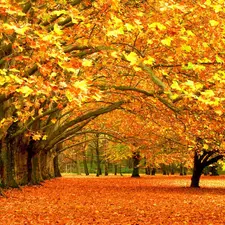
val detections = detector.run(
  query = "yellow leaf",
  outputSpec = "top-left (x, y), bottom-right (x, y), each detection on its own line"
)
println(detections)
top-left (92, 93), bottom-right (101, 101)
top-left (9, 75), bottom-right (23, 84)
top-left (161, 37), bottom-right (173, 46)
top-left (52, 10), bottom-right (67, 16)
top-left (147, 39), bottom-right (153, 45)
top-left (171, 81), bottom-right (181, 91)
top-left (106, 28), bottom-right (124, 37)
top-left (143, 57), bottom-right (155, 65)
top-left (201, 90), bottom-right (215, 98)
top-left (42, 135), bottom-right (48, 140)
top-left (65, 90), bottom-right (73, 102)
top-left (185, 80), bottom-right (195, 88)
top-left (133, 66), bottom-right (142, 71)
top-left (42, 34), bottom-right (54, 41)
top-left (203, 144), bottom-right (209, 150)
top-left (38, 108), bottom-right (43, 115)
top-left (111, 51), bottom-right (119, 58)
top-left (204, 0), bottom-right (211, 6)
top-left (16, 86), bottom-right (33, 97)
top-left (216, 55), bottom-right (224, 63)
top-left (124, 52), bottom-right (139, 65)
top-left (82, 59), bottom-right (92, 67)
top-left (181, 45), bottom-right (192, 52)
top-left (186, 30), bottom-right (195, 36)
top-left (54, 24), bottom-right (63, 35)
top-left (3, 23), bottom-right (29, 35)
top-left (209, 20), bottom-right (219, 26)
top-left (51, 118), bottom-right (57, 124)
top-left (73, 80), bottom-right (88, 92)
top-left (0, 76), bottom-right (6, 86)
top-left (33, 133), bottom-right (42, 141)
top-left (215, 109), bottom-right (223, 116)
top-left (124, 23), bottom-right (134, 31)
top-left (148, 22), bottom-right (166, 30)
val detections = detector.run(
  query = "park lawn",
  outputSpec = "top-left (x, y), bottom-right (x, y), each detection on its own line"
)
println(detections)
top-left (0, 175), bottom-right (225, 225)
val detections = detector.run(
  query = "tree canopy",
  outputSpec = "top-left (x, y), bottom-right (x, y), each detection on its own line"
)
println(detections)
top-left (0, 0), bottom-right (224, 187)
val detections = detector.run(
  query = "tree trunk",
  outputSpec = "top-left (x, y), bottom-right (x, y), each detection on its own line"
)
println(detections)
top-left (53, 155), bottom-right (61, 177)
top-left (170, 164), bottom-right (175, 175)
top-left (119, 164), bottom-right (123, 176)
top-left (114, 164), bottom-right (117, 175)
top-left (27, 140), bottom-right (35, 184)
top-left (76, 155), bottom-right (81, 175)
top-left (40, 151), bottom-right (51, 180)
top-left (151, 168), bottom-right (156, 175)
top-left (0, 140), bottom-right (4, 186)
top-left (131, 152), bottom-right (140, 178)
top-left (95, 134), bottom-right (101, 176)
top-left (190, 151), bottom-right (203, 188)
top-left (104, 160), bottom-right (109, 176)
top-left (145, 166), bottom-right (150, 175)
top-left (82, 150), bottom-right (89, 176)
top-left (31, 152), bottom-right (43, 184)
top-left (180, 163), bottom-right (184, 175)
top-left (161, 164), bottom-right (168, 175)
top-left (191, 169), bottom-right (202, 188)
top-left (3, 136), bottom-right (18, 188)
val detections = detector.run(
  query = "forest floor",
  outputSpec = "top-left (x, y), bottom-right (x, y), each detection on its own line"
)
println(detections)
top-left (0, 175), bottom-right (225, 225)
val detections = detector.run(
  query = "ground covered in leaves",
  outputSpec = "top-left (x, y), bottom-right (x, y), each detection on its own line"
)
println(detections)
top-left (1, 175), bottom-right (225, 224)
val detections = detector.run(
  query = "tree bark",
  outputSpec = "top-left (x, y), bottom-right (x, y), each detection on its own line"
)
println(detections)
top-left (31, 152), bottom-right (43, 184)
top-left (95, 134), bottom-right (101, 176)
top-left (151, 168), bottom-right (156, 175)
top-left (114, 164), bottom-right (117, 175)
top-left (82, 150), bottom-right (89, 176)
top-left (53, 155), bottom-right (61, 177)
top-left (104, 160), bottom-right (109, 176)
top-left (145, 166), bottom-right (150, 175)
top-left (131, 151), bottom-right (141, 178)
top-left (191, 151), bottom-right (203, 188)
top-left (2, 138), bottom-right (18, 187)
top-left (191, 150), bottom-right (223, 187)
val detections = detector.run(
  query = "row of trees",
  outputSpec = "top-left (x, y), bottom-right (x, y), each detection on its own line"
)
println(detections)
top-left (59, 133), bottom-right (190, 176)
top-left (0, 0), bottom-right (224, 190)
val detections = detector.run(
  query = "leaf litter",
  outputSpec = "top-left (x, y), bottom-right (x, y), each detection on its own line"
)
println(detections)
top-left (0, 175), bottom-right (225, 224)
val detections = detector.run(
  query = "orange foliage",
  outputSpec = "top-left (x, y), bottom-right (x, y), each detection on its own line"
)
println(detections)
top-left (1, 176), bottom-right (225, 224)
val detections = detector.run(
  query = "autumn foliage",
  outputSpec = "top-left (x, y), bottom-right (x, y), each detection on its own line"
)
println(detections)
top-left (0, 0), bottom-right (225, 188)
top-left (1, 176), bottom-right (225, 224)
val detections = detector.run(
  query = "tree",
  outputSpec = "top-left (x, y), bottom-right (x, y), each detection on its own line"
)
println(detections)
top-left (1, 0), bottom-right (225, 188)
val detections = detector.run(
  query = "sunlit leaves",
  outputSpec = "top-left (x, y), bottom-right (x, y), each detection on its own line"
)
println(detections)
top-left (161, 37), bottom-right (173, 46)
top-left (82, 59), bottom-right (93, 67)
top-left (143, 57), bottom-right (155, 65)
top-left (171, 81), bottom-right (182, 91)
top-left (16, 86), bottom-right (33, 97)
top-left (123, 52), bottom-right (139, 65)
top-left (106, 28), bottom-right (124, 37)
top-left (3, 23), bottom-right (29, 35)
top-left (148, 22), bottom-right (166, 31)
top-left (54, 24), bottom-right (63, 35)
top-left (209, 20), bottom-right (219, 26)
top-left (181, 45), bottom-right (192, 52)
